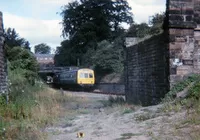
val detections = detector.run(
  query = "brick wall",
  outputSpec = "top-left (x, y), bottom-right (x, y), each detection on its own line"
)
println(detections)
top-left (0, 12), bottom-right (7, 94)
top-left (125, 34), bottom-right (169, 106)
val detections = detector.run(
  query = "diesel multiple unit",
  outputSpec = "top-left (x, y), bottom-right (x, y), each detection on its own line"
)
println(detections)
top-left (53, 68), bottom-right (95, 88)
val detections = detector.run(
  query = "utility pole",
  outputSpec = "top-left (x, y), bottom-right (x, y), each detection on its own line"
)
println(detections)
top-left (77, 58), bottom-right (80, 67)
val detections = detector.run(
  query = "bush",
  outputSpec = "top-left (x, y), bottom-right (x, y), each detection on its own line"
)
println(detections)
top-left (91, 40), bottom-right (124, 74)
top-left (164, 74), bottom-right (200, 100)
top-left (188, 82), bottom-right (200, 100)
top-left (7, 47), bottom-right (39, 85)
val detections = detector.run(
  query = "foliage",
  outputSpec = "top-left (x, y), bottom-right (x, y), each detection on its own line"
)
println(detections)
top-left (91, 40), bottom-right (124, 74)
top-left (34, 43), bottom-right (51, 54)
top-left (4, 28), bottom-right (30, 50)
top-left (61, 0), bottom-right (133, 39)
top-left (126, 23), bottom-right (150, 38)
top-left (188, 81), bottom-right (200, 100)
top-left (164, 74), bottom-right (200, 100)
top-left (55, 34), bottom-right (125, 75)
top-left (0, 63), bottom-right (78, 139)
top-left (149, 12), bottom-right (165, 34)
top-left (126, 12), bottom-right (165, 38)
top-left (6, 47), bottom-right (39, 84)
top-left (56, 0), bottom-right (133, 70)
top-left (107, 96), bottom-right (126, 106)
top-left (57, 4), bottom-right (164, 78)
top-left (54, 40), bottom-right (78, 66)
top-left (4, 27), bottom-right (38, 84)
top-left (0, 27), bottom-right (65, 139)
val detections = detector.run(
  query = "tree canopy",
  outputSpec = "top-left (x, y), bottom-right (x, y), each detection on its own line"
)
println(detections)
top-left (56, 0), bottom-right (166, 77)
top-left (4, 28), bottom-right (30, 50)
top-left (60, 0), bottom-right (133, 50)
top-left (55, 0), bottom-right (133, 68)
top-left (127, 12), bottom-right (165, 38)
top-left (61, 0), bottom-right (133, 38)
top-left (4, 27), bottom-right (39, 84)
top-left (34, 43), bottom-right (51, 54)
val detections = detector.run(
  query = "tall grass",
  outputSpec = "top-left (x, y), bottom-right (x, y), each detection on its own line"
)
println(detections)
top-left (162, 74), bottom-right (200, 139)
top-left (0, 67), bottom-right (74, 139)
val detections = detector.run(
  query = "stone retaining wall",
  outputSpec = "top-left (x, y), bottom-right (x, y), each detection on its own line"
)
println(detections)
top-left (0, 12), bottom-right (8, 94)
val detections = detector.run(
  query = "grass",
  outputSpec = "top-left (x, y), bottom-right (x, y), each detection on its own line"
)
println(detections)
top-left (101, 96), bottom-right (126, 107)
top-left (163, 74), bottom-right (200, 101)
top-left (0, 66), bottom-right (79, 140)
top-left (160, 74), bottom-right (200, 139)
top-left (134, 112), bottom-right (157, 122)
top-left (0, 86), bottom-right (77, 140)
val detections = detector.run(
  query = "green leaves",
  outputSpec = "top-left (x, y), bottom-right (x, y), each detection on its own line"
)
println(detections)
top-left (127, 13), bottom-right (165, 38)
top-left (61, 0), bottom-right (133, 40)
top-left (34, 43), bottom-right (51, 54)
top-left (4, 28), bottom-right (30, 50)
top-left (56, 0), bottom-right (133, 73)
top-left (91, 40), bottom-right (124, 74)
top-left (7, 46), bottom-right (39, 85)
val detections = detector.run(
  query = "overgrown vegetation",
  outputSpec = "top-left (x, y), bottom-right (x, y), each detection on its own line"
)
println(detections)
top-left (162, 74), bottom-right (200, 139)
top-left (164, 74), bottom-right (200, 101)
top-left (0, 64), bottom-right (77, 139)
top-left (0, 27), bottom-right (77, 139)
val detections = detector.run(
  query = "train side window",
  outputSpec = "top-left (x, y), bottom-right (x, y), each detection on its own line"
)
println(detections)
top-left (80, 73), bottom-right (84, 78)
top-left (89, 73), bottom-right (93, 78)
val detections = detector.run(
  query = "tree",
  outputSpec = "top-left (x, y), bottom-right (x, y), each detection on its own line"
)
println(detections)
top-left (91, 40), bottom-right (124, 74)
top-left (34, 43), bottom-right (51, 54)
top-left (56, 0), bottom-right (133, 66)
top-left (60, 0), bottom-right (133, 42)
top-left (4, 28), bottom-right (31, 50)
top-left (126, 13), bottom-right (165, 38)
top-left (127, 23), bottom-right (150, 38)
top-left (149, 12), bottom-right (165, 34)
top-left (54, 40), bottom-right (79, 66)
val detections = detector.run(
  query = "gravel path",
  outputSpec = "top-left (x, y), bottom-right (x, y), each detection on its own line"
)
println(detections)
top-left (45, 91), bottom-right (190, 140)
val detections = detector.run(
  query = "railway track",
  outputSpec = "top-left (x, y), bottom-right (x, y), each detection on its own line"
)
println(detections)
top-left (91, 89), bottom-right (125, 96)
top-left (50, 83), bottom-right (125, 96)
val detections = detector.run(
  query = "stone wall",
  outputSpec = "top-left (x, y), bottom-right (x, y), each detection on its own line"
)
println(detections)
top-left (168, 0), bottom-right (200, 85)
top-left (125, 34), bottom-right (169, 106)
top-left (0, 12), bottom-right (7, 94)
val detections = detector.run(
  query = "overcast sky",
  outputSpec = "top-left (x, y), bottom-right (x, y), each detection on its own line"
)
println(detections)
top-left (0, 0), bottom-right (166, 53)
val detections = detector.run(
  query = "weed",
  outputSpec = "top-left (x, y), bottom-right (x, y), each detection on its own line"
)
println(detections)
top-left (78, 109), bottom-right (90, 114)
top-left (0, 68), bottom-right (76, 139)
top-left (122, 108), bottom-right (133, 114)
top-left (134, 112), bottom-right (156, 122)
top-left (163, 74), bottom-right (200, 101)
top-left (102, 96), bottom-right (126, 107)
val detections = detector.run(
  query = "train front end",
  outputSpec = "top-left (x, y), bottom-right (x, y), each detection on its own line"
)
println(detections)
top-left (77, 69), bottom-right (95, 88)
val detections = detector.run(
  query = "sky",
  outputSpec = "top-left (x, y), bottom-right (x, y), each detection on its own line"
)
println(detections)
top-left (0, 0), bottom-right (166, 53)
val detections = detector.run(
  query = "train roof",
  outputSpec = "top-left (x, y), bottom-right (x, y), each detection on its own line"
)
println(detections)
top-left (56, 68), bottom-right (94, 74)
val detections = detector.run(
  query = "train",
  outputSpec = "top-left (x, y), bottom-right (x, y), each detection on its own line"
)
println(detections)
top-left (52, 68), bottom-right (95, 89)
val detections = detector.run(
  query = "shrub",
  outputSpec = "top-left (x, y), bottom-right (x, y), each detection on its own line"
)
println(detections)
top-left (164, 74), bottom-right (200, 100)
top-left (188, 82), bottom-right (200, 100)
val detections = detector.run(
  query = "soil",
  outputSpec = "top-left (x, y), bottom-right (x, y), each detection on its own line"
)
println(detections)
top-left (45, 91), bottom-right (193, 140)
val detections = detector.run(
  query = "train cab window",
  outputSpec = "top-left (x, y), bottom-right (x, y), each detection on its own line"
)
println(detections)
top-left (89, 73), bottom-right (93, 78)
top-left (84, 73), bottom-right (89, 78)
top-left (80, 73), bottom-right (89, 78)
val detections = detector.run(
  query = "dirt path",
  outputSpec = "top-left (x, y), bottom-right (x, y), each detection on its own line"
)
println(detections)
top-left (45, 91), bottom-right (189, 140)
